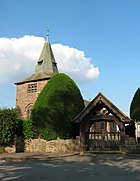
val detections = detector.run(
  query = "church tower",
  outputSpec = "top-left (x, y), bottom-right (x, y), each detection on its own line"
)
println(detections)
top-left (15, 37), bottom-right (59, 119)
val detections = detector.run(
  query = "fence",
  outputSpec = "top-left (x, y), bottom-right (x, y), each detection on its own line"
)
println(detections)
top-left (89, 132), bottom-right (120, 150)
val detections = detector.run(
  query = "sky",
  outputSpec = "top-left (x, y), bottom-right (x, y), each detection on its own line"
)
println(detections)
top-left (0, 0), bottom-right (140, 115)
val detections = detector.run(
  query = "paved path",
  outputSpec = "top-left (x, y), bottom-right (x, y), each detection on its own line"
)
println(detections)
top-left (0, 153), bottom-right (140, 181)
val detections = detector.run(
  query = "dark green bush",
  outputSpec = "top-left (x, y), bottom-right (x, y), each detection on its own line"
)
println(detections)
top-left (37, 127), bottom-right (58, 141)
top-left (0, 108), bottom-right (21, 146)
top-left (130, 88), bottom-right (140, 120)
top-left (22, 119), bottom-right (33, 139)
top-left (31, 73), bottom-right (85, 140)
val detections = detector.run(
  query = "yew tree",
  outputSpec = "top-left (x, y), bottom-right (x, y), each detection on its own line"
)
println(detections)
top-left (31, 73), bottom-right (85, 140)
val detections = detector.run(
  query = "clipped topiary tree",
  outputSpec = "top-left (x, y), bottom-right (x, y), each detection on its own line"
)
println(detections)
top-left (30, 73), bottom-right (85, 140)
top-left (130, 88), bottom-right (140, 120)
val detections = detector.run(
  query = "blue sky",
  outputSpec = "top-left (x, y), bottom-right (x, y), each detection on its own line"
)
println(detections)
top-left (0, 0), bottom-right (140, 115)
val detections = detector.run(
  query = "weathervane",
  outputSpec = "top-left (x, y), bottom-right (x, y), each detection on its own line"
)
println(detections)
top-left (46, 26), bottom-right (49, 41)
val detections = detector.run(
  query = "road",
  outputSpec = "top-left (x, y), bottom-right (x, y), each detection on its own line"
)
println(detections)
top-left (0, 153), bottom-right (140, 181)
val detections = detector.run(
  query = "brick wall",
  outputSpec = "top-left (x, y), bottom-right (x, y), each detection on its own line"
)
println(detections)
top-left (16, 79), bottom-right (49, 119)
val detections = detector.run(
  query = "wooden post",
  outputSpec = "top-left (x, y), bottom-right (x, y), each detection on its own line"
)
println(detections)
top-left (120, 122), bottom-right (125, 145)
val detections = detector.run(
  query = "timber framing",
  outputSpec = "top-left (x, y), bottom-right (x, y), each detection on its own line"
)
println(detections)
top-left (72, 92), bottom-right (134, 151)
top-left (73, 92), bottom-right (132, 124)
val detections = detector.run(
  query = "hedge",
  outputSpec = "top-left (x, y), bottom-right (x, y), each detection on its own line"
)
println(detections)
top-left (0, 108), bottom-right (21, 146)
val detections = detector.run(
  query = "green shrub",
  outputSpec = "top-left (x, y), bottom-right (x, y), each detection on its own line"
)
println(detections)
top-left (130, 88), bottom-right (140, 120)
top-left (0, 108), bottom-right (21, 146)
top-left (22, 119), bottom-right (33, 139)
top-left (31, 73), bottom-right (85, 140)
top-left (37, 127), bottom-right (58, 141)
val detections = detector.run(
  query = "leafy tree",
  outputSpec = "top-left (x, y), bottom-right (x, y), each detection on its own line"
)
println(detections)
top-left (130, 88), bottom-right (140, 120)
top-left (31, 73), bottom-right (85, 140)
top-left (0, 108), bottom-right (21, 146)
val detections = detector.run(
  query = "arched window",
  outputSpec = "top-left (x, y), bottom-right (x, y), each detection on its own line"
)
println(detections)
top-left (25, 103), bottom-right (33, 119)
top-left (27, 107), bottom-right (32, 119)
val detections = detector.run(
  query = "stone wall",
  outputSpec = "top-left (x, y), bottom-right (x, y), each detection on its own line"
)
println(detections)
top-left (5, 145), bottom-right (16, 153)
top-left (119, 136), bottom-right (140, 154)
top-left (4, 137), bottom-right (140, 154)
top-left (24, 138), bottom-right (80, 153)
top-left (5, 138), bottom-right (80, 153)
top-left (124, 137), bottom-right (136, 154)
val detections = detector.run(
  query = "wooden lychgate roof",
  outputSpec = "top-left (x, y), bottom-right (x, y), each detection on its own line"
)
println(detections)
top-left (73, 92), bottom-right (132, 123)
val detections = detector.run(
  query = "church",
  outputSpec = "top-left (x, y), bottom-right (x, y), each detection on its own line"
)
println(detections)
top-left (15, 37), bottom-right (59, 119)
top-left (15, 36), bottom-right (135, 150)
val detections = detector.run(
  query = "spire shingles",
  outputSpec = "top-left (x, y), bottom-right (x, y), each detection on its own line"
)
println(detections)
top-left (15, 38), bottom-right (58, 84)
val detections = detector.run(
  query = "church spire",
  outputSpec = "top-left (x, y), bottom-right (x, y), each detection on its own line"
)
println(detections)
top-left (35, 36), bottom-right (59, 76)
top-left (15, 35), bottom-right (59, 84)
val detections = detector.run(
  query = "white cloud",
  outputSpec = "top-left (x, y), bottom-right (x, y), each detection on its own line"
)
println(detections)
top-left (0, 35), bottom-right (99, 84)
top-left (52, 44), bottom-right (99, 83)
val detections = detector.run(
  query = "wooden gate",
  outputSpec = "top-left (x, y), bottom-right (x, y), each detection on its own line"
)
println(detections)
top-left (89, 132), bottom-right (120, 150)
